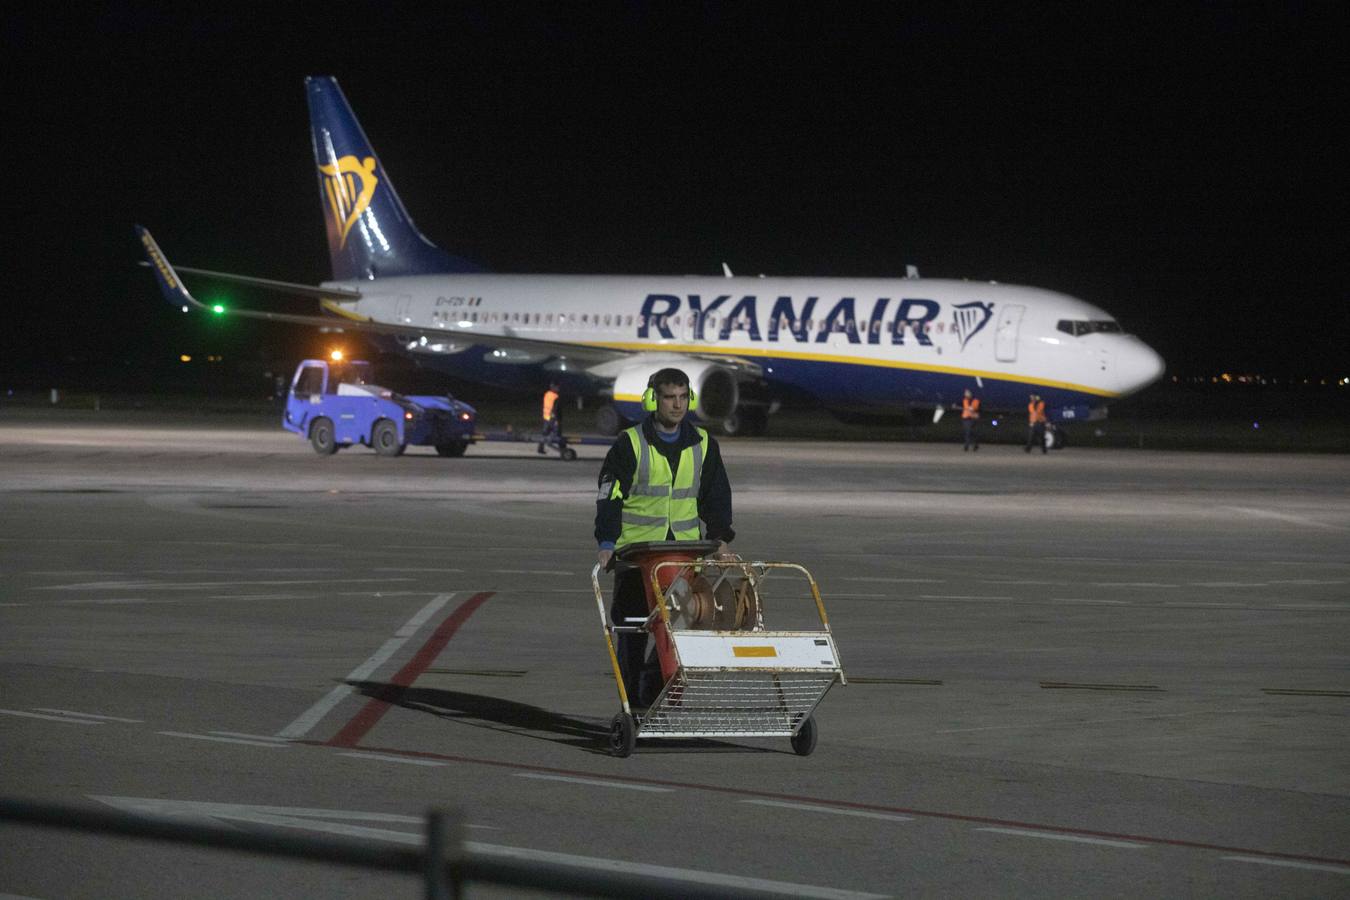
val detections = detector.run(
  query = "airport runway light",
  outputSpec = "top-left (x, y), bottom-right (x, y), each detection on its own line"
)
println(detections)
top-left (180, 354), bottom-right (191, 363)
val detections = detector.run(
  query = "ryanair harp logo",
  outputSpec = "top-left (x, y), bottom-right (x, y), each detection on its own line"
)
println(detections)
top-left (952, 301), bottom-right (995, 351)
top-left (318, 155), bottom-right (378, 249)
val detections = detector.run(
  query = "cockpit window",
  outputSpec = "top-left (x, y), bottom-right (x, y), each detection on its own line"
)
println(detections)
top-left (1057, 319), bottom-right (1123, 337)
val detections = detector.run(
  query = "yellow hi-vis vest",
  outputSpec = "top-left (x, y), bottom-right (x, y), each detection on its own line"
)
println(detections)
top-left (613, 424), bottom-right (709, 550)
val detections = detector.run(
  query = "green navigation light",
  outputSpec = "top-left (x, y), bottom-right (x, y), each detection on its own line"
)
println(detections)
top-left (211, 304), bottom-right (226, 315)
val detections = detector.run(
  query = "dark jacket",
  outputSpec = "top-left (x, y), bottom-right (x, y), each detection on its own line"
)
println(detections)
top-left (594, 416), bottom-right (735, 548)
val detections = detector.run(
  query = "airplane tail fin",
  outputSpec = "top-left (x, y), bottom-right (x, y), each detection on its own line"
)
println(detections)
top-left (305, 76), bottom-right (482, 281)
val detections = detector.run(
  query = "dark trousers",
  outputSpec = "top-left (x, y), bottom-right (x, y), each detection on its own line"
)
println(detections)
top-left (611, 568), bottom-right (660, 706)
top-left (962, 418), bottom-right (978, 450)
top-left (1026, 422), bottom-right (1046, 453)
top-left (538, 417), bottom-right (567, 452)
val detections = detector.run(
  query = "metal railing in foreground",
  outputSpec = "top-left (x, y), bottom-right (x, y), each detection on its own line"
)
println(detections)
top-left (0, 796), bottom-right (786, 899)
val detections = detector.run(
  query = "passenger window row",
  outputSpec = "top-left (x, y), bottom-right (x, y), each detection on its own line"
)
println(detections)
top-left (436, 310), bottom-right (948, 335)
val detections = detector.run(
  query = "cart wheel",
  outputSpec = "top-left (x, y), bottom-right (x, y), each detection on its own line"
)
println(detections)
top-left (790, 715), bottom-right (817, 756)
top-left (561, 447), bottom-right (578, 461)
top-left (608, 712), bottom-right (636, 758)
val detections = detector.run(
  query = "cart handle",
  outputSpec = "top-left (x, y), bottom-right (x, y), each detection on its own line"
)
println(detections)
top-left (592, 562), bottom-right (632, 714)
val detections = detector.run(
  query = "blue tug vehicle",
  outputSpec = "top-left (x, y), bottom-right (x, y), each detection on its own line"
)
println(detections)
top-left (283, 358), bottom-right (477, 457)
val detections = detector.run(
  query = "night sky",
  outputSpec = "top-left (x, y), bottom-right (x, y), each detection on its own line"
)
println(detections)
top-left (4, 3), bottom-right (1347, 388)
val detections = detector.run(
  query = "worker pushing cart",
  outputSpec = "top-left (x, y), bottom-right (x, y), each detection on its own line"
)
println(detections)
top-left (592, 367), bottom-right (841, 755)
top-left (593, 541), bottom-right (845, 756)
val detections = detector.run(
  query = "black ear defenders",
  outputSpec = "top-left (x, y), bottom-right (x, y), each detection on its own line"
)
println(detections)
top-left (642, 373), bottom-right (698, 412)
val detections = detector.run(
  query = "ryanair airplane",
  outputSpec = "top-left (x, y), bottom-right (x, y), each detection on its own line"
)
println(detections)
top-left (139, 76), bottom-right (1164, 437)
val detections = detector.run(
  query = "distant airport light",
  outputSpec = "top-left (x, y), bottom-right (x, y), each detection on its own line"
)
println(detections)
top-left (180, 354), bottom-right (192, 363)
top-left (329, 349), bottom-right (344, 362)
top-left (181, 305), bottom-right (189, 313)
top-left (1252, 422), bottom-right (1260, 429)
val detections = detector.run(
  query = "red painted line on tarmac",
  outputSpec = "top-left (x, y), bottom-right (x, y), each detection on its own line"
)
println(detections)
top-left (324, 591), bottom-right (494, 749)
top-left (301, 737), bottom-right (1350, 868)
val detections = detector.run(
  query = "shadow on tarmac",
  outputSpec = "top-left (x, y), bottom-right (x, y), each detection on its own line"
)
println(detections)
top-left (346, 681), bottom-right (777, 755)
top-left (347, 680), bottom-right (607, 749)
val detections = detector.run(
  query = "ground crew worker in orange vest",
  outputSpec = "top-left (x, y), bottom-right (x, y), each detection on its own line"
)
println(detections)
top-left (1025, 393), bottom-right (1047, 454)
top-left (538, 381), bottom-right (565, 455)
top-left (961, 389), bottom-right (981, 452)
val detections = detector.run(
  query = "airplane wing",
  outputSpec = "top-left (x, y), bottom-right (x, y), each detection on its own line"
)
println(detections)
top-left (137, 260), bottom-right (363, 302)
top-left (136, 227), bottom-right (625, 363)
top-left (138, 227), bottom-right (762, 375)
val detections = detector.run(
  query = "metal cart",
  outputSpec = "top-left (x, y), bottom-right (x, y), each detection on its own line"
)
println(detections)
top-left (593, 540), bottom-right (845, 757)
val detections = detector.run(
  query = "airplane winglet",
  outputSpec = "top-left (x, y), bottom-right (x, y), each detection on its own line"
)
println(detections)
top-left (136, 226), bottom-right (207, 311)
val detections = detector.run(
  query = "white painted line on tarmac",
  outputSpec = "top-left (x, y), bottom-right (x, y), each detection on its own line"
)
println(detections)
top-left (158, 731), bottom-right (291, 748)
top-left (57, 598), bottom-right (177, 605)
top-left (980, 579), bottom-right (1068, 586)
top-left (1273, 603), bottom-right (1346, 610)
top-left (96, 797), bottom-right (425, 823)
top-left (206, 594), bottom-right (314, 602)
top-left (918, 595), bottom-right (1014, 601)
top-left (1268, 579), bottom-right (1347, 585)
top-left (1050, 598), bottom-right (1130, 605)
top-left (276, 592), bottom-right (455, 739)
top-left (467, 841), bottom-right (889, 899)
top-left (1161, 601), bottom-right (1250, 609)
top-left (937, 710), bottom-right (1213, 734)
top-left (0, 603), bottom-right (29, 607)
top-left (208, 731), bottom-right (290, 742)
top-left (843, 577), bottom-right (946, 584)
top-left (1091, 582), bottom-right (1178, 588)
top-left (338, 752), bottom-right (447, 767)
top-left (491, 568), bottom-right (575, 575)
top-left (742, 799), bottom-right (913, 822)
top-left (975, 827), bottom-right (1145, 849)
top-left (1044, 556), bottom-right (1116, 562)
top-left (394, 596), bottom-right (456, 638)
top-left (1221, 856), bottom-right (1350, 875)
top-left (372, 567), bottom-right (465, 573)
top-left (37, 577), bottom-right (413, 591)
top-left (1222, 506), bottom-right (1344, 531)
top-left (34, 708), bottom-right (143, 723)
top-left (0, 709), bottom-right (104, 725)
top-left (515, 772), bottom-right (675, 793)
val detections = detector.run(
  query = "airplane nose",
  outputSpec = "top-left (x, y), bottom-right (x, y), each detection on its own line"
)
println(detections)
top-left (1117, 340), bottom-right (1165, 394)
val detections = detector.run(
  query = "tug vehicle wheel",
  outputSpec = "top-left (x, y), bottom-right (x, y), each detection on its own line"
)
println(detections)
top-left (372, 420), bottom-right (404, 457)
top-left (561, 447), bottom-right (578, 461)
top-left (310, 418), bottom-right (337, 455)
top-left (435, 441), bottom-right (468, 457)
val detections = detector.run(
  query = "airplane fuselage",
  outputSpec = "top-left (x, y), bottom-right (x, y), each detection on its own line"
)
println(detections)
top-left (319, 274), bottom-right (1163, 422)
